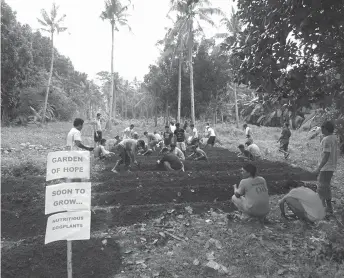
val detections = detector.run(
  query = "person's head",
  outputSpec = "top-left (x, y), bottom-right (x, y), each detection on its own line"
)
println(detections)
top-left (170, 143), bottom-right (176, 150)
top-left (241, 163), bottom-right (257, 178)
top-left (100, 138), bottom-right (106, 146)
top-left (284, 180), bottom-right (302, 191)
top-left (161, 147), bottom-right (169, 154)
top-left (190, 124), bottom-right (194, 128)
top-left (238, 144), bottom-right (245, 153)
top-left (137, 139), bottom-right (145, 150)
top-left (144, 131), bottom-right (148, 136)
top-left (170, 121), bottom-right (174, 126)
top-left (321, 121), bottom-right (335, 135)
top-left (205, 125), bottom-right (209, 130)
top-left (132, 132), bottom-right (139, 139)
top-left (284, 122), bottom-right (289, 128)
top-left (243, 124), bottom-right (248, 129)
top-left (130, 124), bottom-right (134, 130)
top-left (96, 113), bottom-right (101, 119)
top-left (165, 125), bottom-right (169, 131)
top-left (115, 135), bottom-right (120, 141)
top-left (154, 131), bottom-right (157, 134)
top-left (245, 139), bottom-right (252, 146)
top-left (176, 123), bottom-right (180, 128)
top-left (73, 118), bottom-right (84, 131)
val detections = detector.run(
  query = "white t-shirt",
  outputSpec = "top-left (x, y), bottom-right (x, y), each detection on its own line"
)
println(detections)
top-left (154, 133), bottom-right (162, 141)
top-left (237, 176), bottom-right (269, 215)
top-left (173, 147), bottom-right (185, 160)
top-left (319, 134), bottom-right (338, 172)
top-left (247, 144), bottom-right (261, 158)
top-left (123, 127), bottom-right (132, 139)
top-left (208, 128), bottom-right (216, 137)
top-left (170, 125), bottom-right (176, 133)
top-left (66, 127), bottom-right (82, 150)
top-left (245, 127), bottom-right (252, 137)
top-left (95, 118), bottom-right (102, 131)
top-left (192, 127), bottom-right (198, 139)
top-left (281, 187), bottom-right (325, 221)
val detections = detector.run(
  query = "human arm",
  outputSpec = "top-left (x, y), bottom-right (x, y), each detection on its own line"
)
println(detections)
top-left (74, 140), bottom-right (93, 151)
top-left (278, 198), bottom-right (287, 218)
top-left (314, 152), bottom-right (330, 174)
top-left (233, 181), bottom-right (245, 198)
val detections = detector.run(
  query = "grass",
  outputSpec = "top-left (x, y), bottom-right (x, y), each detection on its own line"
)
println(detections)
top-left (2, 120), bottom-right (344, 278)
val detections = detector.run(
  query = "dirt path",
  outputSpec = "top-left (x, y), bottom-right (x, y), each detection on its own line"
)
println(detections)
top-left (1, 147), bottom-right (317, 278)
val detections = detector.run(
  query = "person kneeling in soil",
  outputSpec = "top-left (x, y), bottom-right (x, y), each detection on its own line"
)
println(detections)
top-left (111, 139), bottom-right (145, 174)
top-left (170, 143), bottom-right (185, 161)
top-left (237, 144), bottom-right (254, 160)
top-left (245, 141), bottom-right (261, 160)
top-left (279, 181), bottom-right (325, 224)
top-left (188, 145), bottom-right (208, 161)
top-left (94, 139), bottom-right (116, 159)
top-left (157, 147), bottom-right (185, 172)
top-left (231, 163), bottom-right (270, 220)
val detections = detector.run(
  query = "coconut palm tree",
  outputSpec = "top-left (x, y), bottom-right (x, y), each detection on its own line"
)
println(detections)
top-left (168, 0), bottom-right (224, 124)
top-left (37, 3), bottom-right (67, 124)
top-left (100, 0), bottom-right (131, 130)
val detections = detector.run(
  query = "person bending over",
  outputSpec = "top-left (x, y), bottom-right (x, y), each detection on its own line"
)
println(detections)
top-left (111, 139), bottom-right (145, 174)
top-left (237, 144), bottom-right (253, 160)
top-left (188, 145), bottom-right (208, 161)
top-left (170, 143), bottom-right (185, 161)
top-left (245, 141), bottom-right (261, 160)
top-left (231, 163), bottom-right (270, 220)
top-left (279, 181), bottom-right (325, 224)
top-left (144, 131), bottom-right (159, 151)
top-left (94, 139), bottom-right (115, 159)
top-left (123, 124), bottom-right (135, 139)
top-left (157, 147), bottom-right (184, 172)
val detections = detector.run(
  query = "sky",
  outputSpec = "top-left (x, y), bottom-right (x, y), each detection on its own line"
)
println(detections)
top-left (7, 0), bottom-right (234, 82)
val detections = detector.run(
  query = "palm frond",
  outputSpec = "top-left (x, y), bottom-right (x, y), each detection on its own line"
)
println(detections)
top-left (56, 14), bottom-right (66, 24)
top-left (50, 3), bottom-right (59, 21)
top-left (197, 12), bottom-right (215, 27)
top-left (37, 18), bottom-right (48, 27)
top-left (40, 9), bottom-right (52, 25)
top-left (56, 27), bottom-right (67, 34)
top-left (198, 7), bottom-right (225, 17)
top-left (40, 28), bottom-right (51, 33)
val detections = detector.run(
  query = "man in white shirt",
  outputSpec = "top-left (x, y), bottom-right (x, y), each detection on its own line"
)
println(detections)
top-left (123, 124), bottom-right (135, 139)
top-left (94, 139), bottom-right (115, 159)
top-left (170, 121), bottom-right (176, 133)
top-left (66, 118), bottom-right (94, 151)
top-left (243, 124), bottom-right (253, 142)
top-left (190, 123), bottom-right (199, 145)
top-left (170, 144), bottom-right (185, 161)
top-left (314, 121), bottom-right (338, 214)
top-left (205, 125), bottom-right (216, 148)
top-left (245, 141), bottom-right (261, 160)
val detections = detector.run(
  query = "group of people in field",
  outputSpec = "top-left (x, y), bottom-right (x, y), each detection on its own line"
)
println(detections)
top-left (66, 113), bottom-right (339, 225)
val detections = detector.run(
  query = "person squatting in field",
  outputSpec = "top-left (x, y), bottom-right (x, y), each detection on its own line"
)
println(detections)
top-left (154, 131), bottom-right (164, 148)
top-left (231, 163), bottom-right (270, 220)
top-left (170, 143), bottom-right (185, 161)
top-left (157, 147), bottom-right (185, 172)
top-left (66, 118), bottom-right (94, 152)
top-left (188, 144), bottom-right (208, 161)
top-left (123, 124), bottom-right (135, 139)
top-left (313, 121), bottom-right (338, 216)
top-left (245, 141), bottom-right (261, 160)
top-left (174, 123), bottom-right (186, 155)
top-left (279, 180), bottom-right (325, 224)
top-left (237, 144), bottom-right (254, 161)
top-left (277, 122), bottom-right (291, 159)
top-left (111, 139), bottom-right (145, 174)
top-left (94, 139), bottom-right (116, 159)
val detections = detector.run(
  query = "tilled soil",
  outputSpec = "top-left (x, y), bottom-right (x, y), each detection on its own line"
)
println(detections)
top-left (1, 147), bottom-right (317, 277)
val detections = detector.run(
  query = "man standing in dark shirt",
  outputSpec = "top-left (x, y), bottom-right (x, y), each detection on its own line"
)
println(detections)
top-left (278, 122), bottom-right (292, 159)
top-left (174, 123), bottom-right (186, 156)
top-left (157, 147), bottom-right (184, 172)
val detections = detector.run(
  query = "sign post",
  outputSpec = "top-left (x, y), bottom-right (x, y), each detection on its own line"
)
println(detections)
top-left (45, 148), bottom-right (91, 278)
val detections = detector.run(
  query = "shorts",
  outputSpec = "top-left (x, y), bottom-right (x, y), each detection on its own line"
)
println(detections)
top-left (317, 171), bottom-right (334, 200)
top-left (94, 131), bottom-right (102, 142)
top-left (279, 141), bottom-right (289, 152)
top-left (176, 142), bottom-right (186, 151)
top-left (231, 195), bottom-right (269, 217)
top-left (207, 136), bottom-right (216, 146)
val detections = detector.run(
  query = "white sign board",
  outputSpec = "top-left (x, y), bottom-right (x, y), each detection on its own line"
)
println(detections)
top-left (45, 211), bottom-right (91, 244)
top-left (45, 182), bottom-right (91, 215)
top-left (46, 151), bottom-right (90, 181)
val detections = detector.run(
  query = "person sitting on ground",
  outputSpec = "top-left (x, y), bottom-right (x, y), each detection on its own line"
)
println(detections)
top-left (277, 122), bottom-right (291, 159)
top-left (170, 143), bottom-right (185, 161)
top-left (279, 180), bottom-right (325, 224)
top-left (66, 118), bottom-right (94, 151)
top-left (243, 123), bottom-right (253, 142)
top-left (231, 163), bottom-right (270, 220)
top-left (144, 131), bottom-right (159, 151)
top-left (245, 141), bottom-right (261, 160)
top-left (163, 125), bottom-right (174, 147)
top-left (123, 124), bottom-right (135, 139)
top-left (94, 139), bottom-right (115, 159)
top-left (157, 147), bottom-right (184, 172)
top-left (111, 139), bottom-right (145, 174)
top-left (174, 123), bottom-right (186, 155)
top-left (205, 124), bottom-right (216, 148)
top-left (188, 145), bottom-right (208, 161)
top-left (190, 123), bottom-right (199, 146)
top-left (237, 144), bottom-right (254, 160)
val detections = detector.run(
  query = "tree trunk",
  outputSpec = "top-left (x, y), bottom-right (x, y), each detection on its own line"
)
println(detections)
top-left (233, 83), bottom-right (239, 128)
top-left (177, 50), bottom-right (182, 123)
top-left (42, 32), bottom-right (55, 124)
top-left (125, 91), bottom-right (128, 119)
top-left (154, 89), bottom-right (158, 127)
top-left (188, 19), bottom-right (195, 125)
top-left (108, 23), bottom-right (115, 130)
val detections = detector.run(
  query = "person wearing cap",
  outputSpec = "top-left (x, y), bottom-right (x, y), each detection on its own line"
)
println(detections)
top-left (123, 124), bottom-right (135, 139)
top-left (170, 143), bottom-right (185, 161)
top-left (188, 145), bottom-right (208, 161)
top-left (205, 124), bottom-right (216, 148)
top-left (157, 147), bottom-right (184, 172)
top-left (231, 163), bottom-right (270, 219)
top-left (279, 181), bottom-right (325, 223)
top-left (174, 123), bottom-right (186, 155)
top-left (111, 139), bottom-right (145, 174)
top-left (163, 125), bottom-right (174, 147)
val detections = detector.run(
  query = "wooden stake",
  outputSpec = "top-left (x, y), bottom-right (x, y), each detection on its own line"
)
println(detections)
top-left (67, 240), bottom-right (72, 278)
